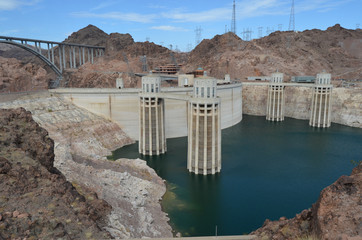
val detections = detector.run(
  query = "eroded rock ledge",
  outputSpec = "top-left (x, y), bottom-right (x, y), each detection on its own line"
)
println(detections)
top-left (0, 92), bottom-right (173, 238)
top-left (0, 108), bottom-right (111, 239)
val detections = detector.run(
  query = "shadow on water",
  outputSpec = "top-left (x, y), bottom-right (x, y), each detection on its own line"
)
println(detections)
top-left (109, 115), bottom-right (362, 237)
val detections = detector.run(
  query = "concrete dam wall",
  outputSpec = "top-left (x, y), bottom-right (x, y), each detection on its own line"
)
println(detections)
top-left (242, 84), bottom-right (361, 128)
top-left (51, 83), bottom-right (361, 141)
top-left (51, 83), bottom-right (243, 140)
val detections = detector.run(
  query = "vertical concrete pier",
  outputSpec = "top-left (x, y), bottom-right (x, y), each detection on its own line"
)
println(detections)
top-left (188, 77), bottom-right (221, 175)
top-left (266, 71), bottom-right (285, 121)
top-left (139, 75), bottom-right (166, 155)
top-left (309, 72), bottom-right (333, 128)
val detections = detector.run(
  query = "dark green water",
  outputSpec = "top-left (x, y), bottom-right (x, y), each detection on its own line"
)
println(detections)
top-left (109, 115), bottom-right (362, 237)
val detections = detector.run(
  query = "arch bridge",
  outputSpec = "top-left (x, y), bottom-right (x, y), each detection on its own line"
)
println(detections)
top-left (0, 35), bottom-right (105, 87)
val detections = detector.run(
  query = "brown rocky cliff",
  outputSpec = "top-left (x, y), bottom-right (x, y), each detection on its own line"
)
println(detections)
top-left (185, 24), bottom-right (362, 80)
top-left (0, 108), bottom-right (112, 239)
top-left (252, 163), bottom-right (362, 239)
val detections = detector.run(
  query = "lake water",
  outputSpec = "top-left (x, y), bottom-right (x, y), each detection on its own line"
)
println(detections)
top-left (109, 115), bottom-right (362, 237)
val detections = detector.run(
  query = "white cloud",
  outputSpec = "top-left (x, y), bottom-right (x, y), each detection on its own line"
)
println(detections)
top-left (90, 1), bottom-right (117, 11)
top-left (295, 0), bottom-right (353, 13)
top-left (151, 25), bottom-right (189, 31)
top-left (0, 29), bottom-right (19, 35)
top-left (0, 0), bottom-right (40, 11)
top-left (148, 4), bottom-right (167, 9)
top-left (162, 7), bottom-right (231, 23)
top-left (71, 11), bottom-right (156, 23)
top-left (160, 0), bottom-right (350, 23)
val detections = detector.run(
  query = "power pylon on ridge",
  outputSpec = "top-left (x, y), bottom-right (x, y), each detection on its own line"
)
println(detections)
top-left (258, 27), bottom-right (263, 38)
top-left (231, 0), bottom-right (236, 34)
top-left (278, 24), bottom-right (283, 31)
top-left (288, 0), bottom-right (295, 31)
top-left (195, 26), bottom-right (203, 46)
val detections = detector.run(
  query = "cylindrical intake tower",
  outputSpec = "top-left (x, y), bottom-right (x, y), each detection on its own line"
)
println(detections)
top-left (309, 72), bottom-right (332, 128)
top-left (139, 75), bottom-right (166, 155)
top-left (188, 77), bottom-right (221, 175)
top-left (266, 71), bottom-right (285, 121)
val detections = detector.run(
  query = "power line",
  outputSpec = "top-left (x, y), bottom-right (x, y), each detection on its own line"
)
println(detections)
top-left (231, 0), bottom-right (236, 34)
top-left (288, 0), bottom-right (295, 31)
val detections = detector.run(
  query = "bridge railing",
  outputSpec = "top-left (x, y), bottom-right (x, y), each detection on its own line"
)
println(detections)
top-left (0, 35), bottom-right (105, 75)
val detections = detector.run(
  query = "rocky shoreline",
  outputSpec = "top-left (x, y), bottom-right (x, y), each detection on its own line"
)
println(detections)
top-left (0, 92), bottom-right (173, 238)
top-left (252, 163), bottom-right (361, 240)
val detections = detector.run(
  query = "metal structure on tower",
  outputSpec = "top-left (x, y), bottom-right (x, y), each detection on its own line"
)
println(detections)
top-left (231, 0), bottom-right (236, 34)
top-left (288, 0), bottom-right (295, 31)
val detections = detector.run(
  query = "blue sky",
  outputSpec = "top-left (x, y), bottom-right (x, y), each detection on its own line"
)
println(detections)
top-left (0, 0), bottom-right (361, 52)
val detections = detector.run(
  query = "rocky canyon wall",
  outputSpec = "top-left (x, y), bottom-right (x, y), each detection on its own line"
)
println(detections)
top-left (0, 92), bottom-right (173, 238)
top-left (242, 85), bottom-right (362, 128)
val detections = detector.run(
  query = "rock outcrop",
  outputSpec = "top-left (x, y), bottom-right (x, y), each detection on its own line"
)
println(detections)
top-left (0, 91), bottom-right (173, 238)
top-left (0, 56), bottom-right (51, 92)
top-left (185, 24), bottom-right (362, 81)
top-left (0, 108), bottom-right (112, 239)
top-left (252, 163), bottom-right (362, 239)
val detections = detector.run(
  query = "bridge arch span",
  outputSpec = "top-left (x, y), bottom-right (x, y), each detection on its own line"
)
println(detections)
top-left (0, 40), bottom-right (62, 77)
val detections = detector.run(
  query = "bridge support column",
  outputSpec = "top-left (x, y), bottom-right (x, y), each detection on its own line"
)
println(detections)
top-left (91, 48), bottom-right (94, 64)
top-left (188, 77), bottom-right (221, 175)
top-left (58, 45), bottom-right (63, 72)
top-left (62, 45), bottom-right (66, 69)
top-left (139, 75), bottom-right (166, 155)
top-left (51, 44), bottom-right (54, 64)
top-left (309, 72), bottom-right (332, 128)
top-left (73, 46), bottom-right (76, 68)
top-left (266, 71), bottom-right (285, 121)
top-left (69, 47), bottom-right (73, 68)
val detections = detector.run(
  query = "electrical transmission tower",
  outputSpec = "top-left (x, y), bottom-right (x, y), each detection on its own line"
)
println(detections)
top-left (231, 0), bottom-right (236, 34)
top-left (288, 0), bottom-right (295, 31)
top-left (140, 55), bottom-right (148, 72)
top-left (266, 27), bottom-right (274, 35)
top-left (357, 23), bottom-right (360, 29)
top-left (258, 27), bottom-right (263, 38)
top-left (195, 26), bottom-right (203, 46)
top-left (278, 24), bottom-right (283, 31)
top-left (242, 28), bottom-right (253, 41)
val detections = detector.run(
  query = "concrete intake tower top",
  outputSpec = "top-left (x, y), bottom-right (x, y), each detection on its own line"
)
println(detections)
top-left (142, 75), bottom-right (162, 93)
top-left (315, 72), bottom-right (331, 85)
top-left (193, 77), bottom-right (218, 99)
top-left (270, 72), bottom-right (284, 83)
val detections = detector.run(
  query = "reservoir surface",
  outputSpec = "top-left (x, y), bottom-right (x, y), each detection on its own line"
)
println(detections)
top-left (110, 115), bottom-right (362, 237)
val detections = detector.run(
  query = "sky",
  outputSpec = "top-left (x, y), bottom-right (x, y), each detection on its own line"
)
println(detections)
top-left (0, 0), bottom-right (361, 52)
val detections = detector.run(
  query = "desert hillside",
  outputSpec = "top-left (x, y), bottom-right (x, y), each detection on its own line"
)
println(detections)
top-left (0, 24), bottom-right (361, 91)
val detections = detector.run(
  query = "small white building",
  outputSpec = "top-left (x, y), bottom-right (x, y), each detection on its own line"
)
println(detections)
top-left (178, 74), bottom-right (194, 87)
